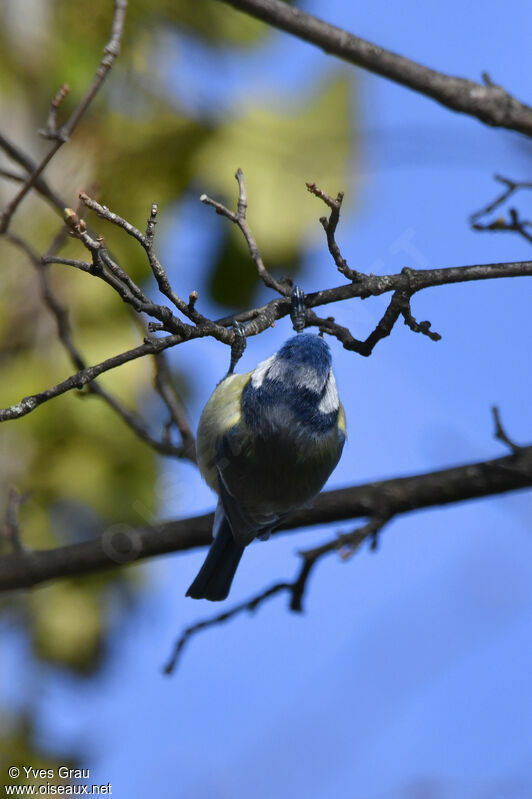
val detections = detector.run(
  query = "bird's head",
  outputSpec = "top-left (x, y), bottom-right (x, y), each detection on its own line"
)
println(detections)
top-left (250, 333), bottom-right (332, 394)
top-left (241, 334), bottom-right (340, 434)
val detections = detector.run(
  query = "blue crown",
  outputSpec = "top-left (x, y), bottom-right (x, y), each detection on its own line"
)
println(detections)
top-left (241, 334), bottom-right (337, 434)
top-left (276, 334), bottom-right (331, 378)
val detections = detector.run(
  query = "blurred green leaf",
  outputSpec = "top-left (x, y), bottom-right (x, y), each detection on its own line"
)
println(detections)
top-left (0, 714), bottom-right (77, 787)
top-left (147, 0), bottom-right (271, 45)
top-left (194, 78), bottom-right (352, 306)
top-left (29, 580), bottom-right (105, 672)
top-left (0, 0), bottom-right (355, 685)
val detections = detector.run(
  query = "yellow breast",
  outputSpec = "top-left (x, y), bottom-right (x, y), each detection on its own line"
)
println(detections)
top-left (196, 373), bottom-right (250, 492)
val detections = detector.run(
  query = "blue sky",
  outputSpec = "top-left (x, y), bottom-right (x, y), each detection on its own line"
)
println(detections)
top-left (3, 1), bottom-right (532, 797)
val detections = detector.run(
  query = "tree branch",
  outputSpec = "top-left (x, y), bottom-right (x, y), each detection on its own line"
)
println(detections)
top-left (77, 192), bottom-right (234, 334)
top-left (0, 0), bottom-right (128, 234)
top-left (163, 515), bottom-right (388, 674)
top-left (472, 207), bottom-right (532, 245)
top-left (0, 444), bottom-right (530, 593)
top-left (163, 582), bottom-right (289, 674)
top-left (2, 250), bottom-right (532, 421)
top-left (3, 165), bottom-right (532, 425)
top-left (492, 406), bottom-right (523, 456)
top-left (470, 174), bottom-right (532, 225)
top-left (1, 488), bottom-right (28, 556)
top-left (201, 169), bottom-right (290, 295)
top-left (0, 333), bottom-right (182, 422)
top-left (151, 349), bottom-right (197, 462)
top-left (4, 234), bottom-right (194, 458)
top-left (0, 133), bottom-right (65, 214)
top-left (306, 182), bottom-right (360, 281)
top-left (216, 0), bottom-right (532, 137)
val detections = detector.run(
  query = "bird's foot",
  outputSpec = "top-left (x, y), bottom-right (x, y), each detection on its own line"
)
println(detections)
top-left (228, 321), bottom-right (247, 374)
top-left (290, 284), bottom-right (307, 333)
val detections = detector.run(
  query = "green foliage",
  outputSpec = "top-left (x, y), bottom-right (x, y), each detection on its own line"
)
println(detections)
top-left (137, 0), bottom-right (270, 45)
top-left (0, 715), bottom-right (77, 788)
top-left (194, 79), bottom-right (352, 305)
top-left (29, 579), bottom-right (107, 672)
top-left (0, 0), bottom-right (354, 764)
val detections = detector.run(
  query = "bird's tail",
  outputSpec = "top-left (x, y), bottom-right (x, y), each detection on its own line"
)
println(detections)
top-left (186, 510), bottom-right (244, 601)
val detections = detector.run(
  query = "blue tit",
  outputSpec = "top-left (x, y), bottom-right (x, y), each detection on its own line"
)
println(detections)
top-left (187, 332), bottom-right (346, 601)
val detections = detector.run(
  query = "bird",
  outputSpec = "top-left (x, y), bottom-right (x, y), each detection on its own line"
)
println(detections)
top-left (186, 332), bottom-right (346, 601)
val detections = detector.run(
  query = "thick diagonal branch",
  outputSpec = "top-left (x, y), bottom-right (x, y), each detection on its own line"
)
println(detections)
top-left (0, 445), bottom-right (530, 593)
top-left (216, 0), bottom-right (532, 137)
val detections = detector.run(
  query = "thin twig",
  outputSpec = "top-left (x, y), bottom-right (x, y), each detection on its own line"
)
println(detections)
top-left (1, 488), bottom-right (28, 555)
top-left (397, 271), bottom-right (441, 341)
top-left (152, 350), bottom-right (196, 461)
top-left (42, 256), bottom-right (92, 272)
top-left (7, 234), bottom-right (192, 457)
top-left (472, 208), bottom-right (532, 245)
top-left (492, 406), bottom-right (522, 456)
top-left (0, 0), bottom-right (128, 234)
top-left (78, 191), bottom-right (146, 244)
top-left (2, 252), bottom-right (532, 421)
top-left (306, 182), bottom-right (361, 280)
top-left (201, 169), bottom-right (290, 296)
top-left (78, 192), bottom-right (226, 331)
top-left (87, 385), bottom-right (193, 458)
top-left (0, 168), bottom-right (25, 183)
top-left (0, 334), bottom-right (181, 422)
top-left (0, 132), bottom-right (65, 214)
top-left (39, 84), bottom-right (70, 140)
top-left (163, 583), bottom-right (288, 674)
top-left (4, 174), bottom-right (532, 421)
top-left (291, 516), bottom-right (390, 609)
top-left (162, 516), bottom-right (393, 673)
top-left (470, 175), bottom-right (532, 224)
top-left (61, 209), bottom-right (190, 333)
top-left (308, 185), bottom-right (443, 350)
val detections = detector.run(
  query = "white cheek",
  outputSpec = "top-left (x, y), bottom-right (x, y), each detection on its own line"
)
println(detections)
top-left (295, 366), bottom-right (324, 393)
top-left (251, 355), bottom-right (277, 388)
top-left (251, 353), bottom-right (333, 398)
top-left (318, 372), bottom-right (339, 414)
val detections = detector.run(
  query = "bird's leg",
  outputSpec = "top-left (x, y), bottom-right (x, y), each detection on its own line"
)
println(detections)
top-left (290, 284), bottom-right (307, 333)
top-left (228, 321), bottom-right (247, 374)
